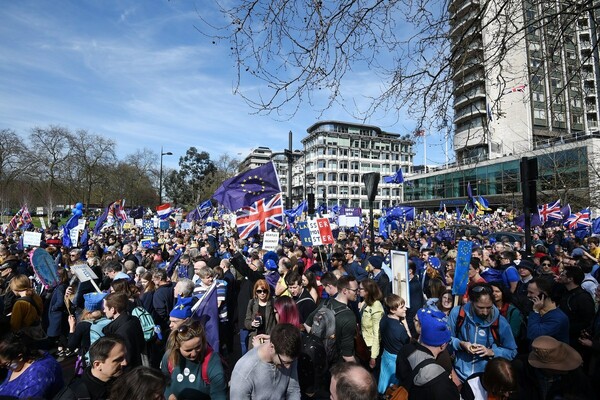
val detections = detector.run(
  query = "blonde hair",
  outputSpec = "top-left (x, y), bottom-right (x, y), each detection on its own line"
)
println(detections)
top-left (166, 320), bottom-right (207, 367)
top-left (9, 274), bottom-right (32, 293)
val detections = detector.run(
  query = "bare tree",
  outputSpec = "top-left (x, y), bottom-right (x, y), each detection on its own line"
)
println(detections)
top-left (201, 0), bottom-right (600, 136)
top-left (69, 130), bottom-right (117, 208)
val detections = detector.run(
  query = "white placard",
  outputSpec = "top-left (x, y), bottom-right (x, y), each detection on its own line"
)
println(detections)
top-left (76, 218), bottom-right (86, 231)
top-left (181, 222), bottom-right (192, 230)
top-left (338, 215), bottom-right (361, 227)
top-left (70, 229), bottom-right (80, 247)
top-left (39, 217), bottom-right (46, 229)
top-left (307, 218), bottom-right (323, 246)
top-left (262, 231), bottom-right (280, 251)
top-left (390, 250), bottom-right (410, 308)
top-left (23, 231), bottom-right (42, 247)
top-left (71, 264), bottom-right (99, 282)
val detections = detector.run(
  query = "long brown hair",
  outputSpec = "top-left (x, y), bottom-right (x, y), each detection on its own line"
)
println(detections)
top-left (360, 278), bottom-right (382, 306)
top-left (166, 320), bottom-right (208, 367)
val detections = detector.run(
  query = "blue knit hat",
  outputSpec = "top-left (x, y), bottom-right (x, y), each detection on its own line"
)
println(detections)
top-left (368, 256), bottom-right (384, 270)
top-left (263, 251), bottom-right (279, 267)
top-left (170, 296), bottom-right (193, 319)
top-left (265, 259), bottom-right (278, 271)
top-left (84, 292), bottom-right (108, 312)
top-left (418, 308), bottom-right (451, 346)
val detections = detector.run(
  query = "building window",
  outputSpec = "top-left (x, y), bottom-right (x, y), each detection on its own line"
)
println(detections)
top-left (340, 173), bottom-right (349, 182)
top-left (317, 173), bottom-right (325, 182)
top-left (328, 172), bottom-right (337, 181)
top-left (340, 160), bottom-right (348, 169)
top-left (328, 160), bottom-right (337, 169)
top-left (351, 174), bottom-right (360, 183)
top-left (351, 161), bottom-right (359, 170)
top-left (317, 160), bottom-right (326, 168)
top-left (327, 148), bottom-right (337, 156)
top-left (533, 92), bottom-right (545, 102)
top-left (328, 186), bottom-right (337, 195)
top-left (351, 187), bottom-right (360, 195)
top-left (340, 186), bottom-right (349, 195)
top-left (534, 109), bottom-right (546, 119)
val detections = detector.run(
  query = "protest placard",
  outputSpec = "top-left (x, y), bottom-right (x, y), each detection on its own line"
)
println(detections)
top-left (262, 231), bottom-right (279, 251)
top-left (23, 231), bottom-right (42, 247)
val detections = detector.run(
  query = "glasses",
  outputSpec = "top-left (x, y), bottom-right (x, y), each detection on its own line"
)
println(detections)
top-left (346, 287), bottom-right (360, 293)
top-left (255, 289), bottom-right (267, 294)
top-left (177, 321), bottom-right (201, 335)
top-left (70, 254), bottom-right (77, 257)
top-left (276, 353), bottom-right (294, 368)
top-left (472, 285), bottom-right (492, 295)
top-left (542, 263), bottom-right (551, 266)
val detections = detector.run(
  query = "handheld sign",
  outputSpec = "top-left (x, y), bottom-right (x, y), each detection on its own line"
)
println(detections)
top-left (390, 250), bottom-right (410, 308)
top-left (262, 231), bottom-right (279, 251)
top-left (452, 240), bottom-right (473, 297)
top-left (30, 248), bottom-right (60, 289)
top-left (23, 231), bottom-right (42, 247)
top-left (70, 263), bottom-right (102, 293)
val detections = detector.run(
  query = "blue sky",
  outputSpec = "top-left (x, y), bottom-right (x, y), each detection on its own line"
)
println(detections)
top-left (0, 0), bottom-right (450, 170)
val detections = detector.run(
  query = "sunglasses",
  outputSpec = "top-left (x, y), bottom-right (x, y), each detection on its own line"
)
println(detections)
top-left (542, 263), bottom-right (551, 266)
top-left (472, 285), bottom-right (492, 294)
top-left (177, 321), bottom-right (201, 335)
top-left (255, 289), bottom-right (267, 294)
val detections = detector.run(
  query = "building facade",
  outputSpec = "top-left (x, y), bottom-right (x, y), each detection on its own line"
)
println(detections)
top-left (449, 0), bottom-right (600, 165)
top-left (301, 121), bottom-right (415, 210)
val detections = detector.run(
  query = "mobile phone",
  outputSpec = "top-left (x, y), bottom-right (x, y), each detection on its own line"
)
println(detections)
top-left (539, 294), bottom-right (546, 302)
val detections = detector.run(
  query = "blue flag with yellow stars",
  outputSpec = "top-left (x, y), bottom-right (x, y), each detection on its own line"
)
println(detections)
top-left (212, 161), bottom-right (281, 211)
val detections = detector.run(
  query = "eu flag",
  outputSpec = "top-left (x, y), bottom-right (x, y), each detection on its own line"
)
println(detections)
top-left (191, 282), bottom-right (220, 352)
top-left (383, 168), bottom-right (404, 184)
top-left (212, 161), bottom-right (281, 211)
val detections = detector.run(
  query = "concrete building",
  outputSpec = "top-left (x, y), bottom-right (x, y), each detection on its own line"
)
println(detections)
top-left (300, 121), bottom-right (415, 210)
top-left (403, 1), bottom-right (600, 211)
top-left (449, 0), bottom-right (600, 164)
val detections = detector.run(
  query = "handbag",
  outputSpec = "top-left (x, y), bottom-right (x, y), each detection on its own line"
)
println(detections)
top-left (354, 324), bottom-right (370, 364)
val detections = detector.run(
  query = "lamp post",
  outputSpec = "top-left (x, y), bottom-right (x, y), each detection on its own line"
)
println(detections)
top-left (307, 173), bottom-right (316, 216)
top-left (159, 146), bottom-right (173, 205)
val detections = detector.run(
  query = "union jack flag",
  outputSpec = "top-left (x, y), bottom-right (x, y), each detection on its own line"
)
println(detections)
top-left (503, 84), bottom-right (527, 94)
top-left (107, 199), bottom-right (127, 225)
top-left (538, 200), bottom-right (562, 224)
top-left (564, 208), bottom-right (592, 230)
top-left (236, 193), bottom-right (284, 239)
top-left (6, 205), bottom-right (32, 233)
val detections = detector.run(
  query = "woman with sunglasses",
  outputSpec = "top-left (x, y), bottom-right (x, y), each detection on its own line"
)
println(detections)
top-left (244, 279), bottom-right (276, 350)
top-left (161, 320), bottom-right (227, 400)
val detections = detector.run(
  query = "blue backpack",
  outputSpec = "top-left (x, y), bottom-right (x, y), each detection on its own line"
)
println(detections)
top-left (85, 317), bottom-right (111, 363)
top-left (131, 306), bottom-right (157, 342)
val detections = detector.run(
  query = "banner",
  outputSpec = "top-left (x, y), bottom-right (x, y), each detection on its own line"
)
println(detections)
top-left (452, 240), bottom-right (473, 296)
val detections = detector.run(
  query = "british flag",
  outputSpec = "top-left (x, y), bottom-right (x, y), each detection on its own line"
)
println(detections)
top-left (6, 205), bottom-right (32, 233)
top-left (236, 193), bottom-right (284, 239)
top-left (564, 208), bottom-right (592, 230)
top-left (538, 200), bottom-right (562, 224)
top-left (503, 84), bottom-right (527, 94)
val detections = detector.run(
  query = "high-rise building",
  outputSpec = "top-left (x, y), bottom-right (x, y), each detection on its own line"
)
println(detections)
top-left (301, 121), bottom-right (415, 210)
top-left (449, 0), bottom-right (600, 164)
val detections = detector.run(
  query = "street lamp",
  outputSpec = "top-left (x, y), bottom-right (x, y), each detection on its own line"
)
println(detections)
top-left (306, 173), bottom-right (316, 215)
top-left (159, 146), bottom-right (173, 205)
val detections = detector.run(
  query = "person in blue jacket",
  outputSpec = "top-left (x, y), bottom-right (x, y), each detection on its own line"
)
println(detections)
top-left (447, 283), bottom-right (517, 381)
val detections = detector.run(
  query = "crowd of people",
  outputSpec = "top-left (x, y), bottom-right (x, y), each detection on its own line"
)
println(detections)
top-left (0, 211), bottom-right (599, 399)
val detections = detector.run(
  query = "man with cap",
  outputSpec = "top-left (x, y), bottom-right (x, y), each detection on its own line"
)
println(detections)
top-left (169, 296), bottom-right (193, 331)
top-left (396, 308), bottom-right (460, 399)
top-left (513, 259), bottom-right (535, 314)
top-left (367, 255), bottom-right (391, 298)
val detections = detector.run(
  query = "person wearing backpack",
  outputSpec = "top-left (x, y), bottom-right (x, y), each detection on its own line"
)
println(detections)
top-left (102, 292), bottom-right (144, 370)
top-left (161, 319), bottom-right (227, 400)
top-left (395, 308), bottom-right (460, 400)
top-left (447, 283), bottom-right (517, 382)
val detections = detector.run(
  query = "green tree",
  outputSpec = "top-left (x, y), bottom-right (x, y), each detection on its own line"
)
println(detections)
top-left (164, 147), bottom-right (217, 206)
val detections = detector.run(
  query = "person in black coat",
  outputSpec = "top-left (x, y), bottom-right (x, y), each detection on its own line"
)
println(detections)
top-left (102, 293), bottom-right (144, 370)
top-left (229, 248), bottom-right (265, 355)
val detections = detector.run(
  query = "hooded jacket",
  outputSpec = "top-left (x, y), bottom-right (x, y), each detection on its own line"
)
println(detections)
top-left (448, 302), bottom-right (517, 381)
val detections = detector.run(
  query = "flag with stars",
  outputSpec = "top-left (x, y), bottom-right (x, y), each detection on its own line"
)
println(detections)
top-left (452, 240), bottom-right (473, 296)
top-left (212, 161), bottom-right (281, 211)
